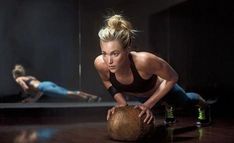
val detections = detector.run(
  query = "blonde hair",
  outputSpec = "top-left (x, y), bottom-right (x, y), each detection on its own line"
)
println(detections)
top-left (12, 64), bottom-right (26, 79)
top-left (98, 14), bottom-right (136, 49)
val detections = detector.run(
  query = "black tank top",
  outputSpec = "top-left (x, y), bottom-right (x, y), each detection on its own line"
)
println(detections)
top-left (110, 54), bottom-right (157, 93)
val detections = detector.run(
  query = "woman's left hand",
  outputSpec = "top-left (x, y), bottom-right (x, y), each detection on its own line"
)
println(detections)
top-left (134, 104), bottom-right (154, 124)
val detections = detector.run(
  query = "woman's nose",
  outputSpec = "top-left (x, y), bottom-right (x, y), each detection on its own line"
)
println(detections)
top-left (108, 56), bottom-right (113, 64)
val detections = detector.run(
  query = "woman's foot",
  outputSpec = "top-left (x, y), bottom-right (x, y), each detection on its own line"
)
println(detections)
top-left (78, 91), bottom-right (102, 102)
top-left (75, 91), bottom-right (88, 100)
top-left (87, 96), bottom-right (102, 102)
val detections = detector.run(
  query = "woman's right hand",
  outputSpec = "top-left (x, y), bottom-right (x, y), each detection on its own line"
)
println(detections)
top-left (107, 106), bottom-right (116, 120)
top-left (107, 104), bottom-right (127, 120)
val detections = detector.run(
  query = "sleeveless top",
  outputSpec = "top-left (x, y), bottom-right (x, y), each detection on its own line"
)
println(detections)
top-left (109, 54), bottom-right (157, 93)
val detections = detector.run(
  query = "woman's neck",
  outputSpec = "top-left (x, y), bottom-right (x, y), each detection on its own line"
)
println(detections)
top-left (116, 57), bottom-right (131, 76)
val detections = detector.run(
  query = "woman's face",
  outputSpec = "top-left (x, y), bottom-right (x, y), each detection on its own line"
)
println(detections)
top-left (100, 40), bottom-right (129, 73)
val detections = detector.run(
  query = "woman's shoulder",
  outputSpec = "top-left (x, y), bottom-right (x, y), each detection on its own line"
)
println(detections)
top-left (94, 55), bottom-right (105, 67)
top-left (94, 55), bottom-right (110, 80)
top-left (130, 51), bottom-right (164, 72)
top-left (130, 51), bottom-right (160, 63)
top-left (94, 55), bottom-right (108, 72)
top-left (16, 76), bottom-right (36, 81)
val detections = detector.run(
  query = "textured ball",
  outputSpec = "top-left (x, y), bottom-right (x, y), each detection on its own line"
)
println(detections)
top-left (107, 106), bottom-right (154, 141)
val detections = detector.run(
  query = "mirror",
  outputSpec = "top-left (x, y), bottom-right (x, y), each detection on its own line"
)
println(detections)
top-left (0, 0), bottom-right (81, 103)
top-left (1, 0), bottom-right (233, 105)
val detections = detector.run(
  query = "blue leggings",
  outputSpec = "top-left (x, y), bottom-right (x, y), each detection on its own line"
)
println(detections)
top-left (136, 84), bottom-right (200, 108)
top-left (37, 81), bottom-right (68, 97)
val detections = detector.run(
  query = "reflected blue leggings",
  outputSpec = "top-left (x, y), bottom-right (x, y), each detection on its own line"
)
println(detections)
top-left (136, 84), bottom-right (200, 107)
top-left (37, 81), bottom-right (68, 97)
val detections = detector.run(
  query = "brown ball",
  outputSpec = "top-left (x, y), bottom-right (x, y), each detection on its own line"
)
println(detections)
top-left (107, 106), bottom-right (154, 141)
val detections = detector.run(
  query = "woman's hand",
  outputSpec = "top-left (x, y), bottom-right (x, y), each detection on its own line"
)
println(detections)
top-left (107, 104), bottom-right (127, 120)
top-left (134, 104), bottom-right (154, 124)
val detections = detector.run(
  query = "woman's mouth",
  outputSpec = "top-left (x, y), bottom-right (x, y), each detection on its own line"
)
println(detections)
top-left (109, 66), bottom-right (115, 69)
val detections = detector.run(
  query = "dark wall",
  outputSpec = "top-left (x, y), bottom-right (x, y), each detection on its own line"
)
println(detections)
top-left (149, 0), bottom-right (234, 114)
top-left (0, 0), bottom-right (79, 97)
top-left (150, 0), bottom-right (234, 89)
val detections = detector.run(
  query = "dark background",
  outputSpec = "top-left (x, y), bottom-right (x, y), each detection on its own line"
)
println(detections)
top-left (148, 0), bottom-right (234, 115)
top-left (0, 0), bottom-right (233, 115)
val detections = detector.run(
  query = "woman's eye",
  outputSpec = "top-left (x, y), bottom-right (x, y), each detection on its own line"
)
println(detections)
top-left (113, 52), bottom-right (119, 56)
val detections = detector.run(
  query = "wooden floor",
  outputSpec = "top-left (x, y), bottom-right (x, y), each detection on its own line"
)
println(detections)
top-left (0, 106), bottom-right (234, 143)
top-left (1, 116), bottom-right (234, 143)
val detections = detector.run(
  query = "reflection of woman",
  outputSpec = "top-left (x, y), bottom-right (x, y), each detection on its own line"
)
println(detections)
top-left (12, 64), bottom-right (101, 103)
top-left (94, 14), bottom-right (210, 126)
top-left (14, 130), bottom-right (37, 143)
top-left (14, 128), bottom-right (57, 143)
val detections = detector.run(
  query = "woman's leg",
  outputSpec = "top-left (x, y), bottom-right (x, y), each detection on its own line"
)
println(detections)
top-left (186, 92), bottom-right (211, 126)
top-left (161, 84), bottom-right (203, 125)
top-left (185, 92), bottom-right (207, 107)
top-left (163, 84), bottom-right (211, 126)
top-left (67, 91), bottom-right (101, 102)
top-left (38, 81), bottom-right (101, 102)
top-left (80, 91), bottom-right (102, 102)
top-left (37, 81), bottom-right (68, 97)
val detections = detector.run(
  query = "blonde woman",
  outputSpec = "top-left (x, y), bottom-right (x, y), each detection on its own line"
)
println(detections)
top-left (12, 64), bottom-right (101, 103)
top-left (94, 14), bottom-right (210, 126)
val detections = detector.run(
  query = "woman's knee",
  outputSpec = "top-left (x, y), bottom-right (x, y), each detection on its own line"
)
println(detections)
top-left (186, 92), bottom-right (200, 105)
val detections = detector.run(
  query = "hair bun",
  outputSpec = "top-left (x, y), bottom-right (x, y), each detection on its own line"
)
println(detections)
top-left (107, 15), bottom-right (132, 31)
